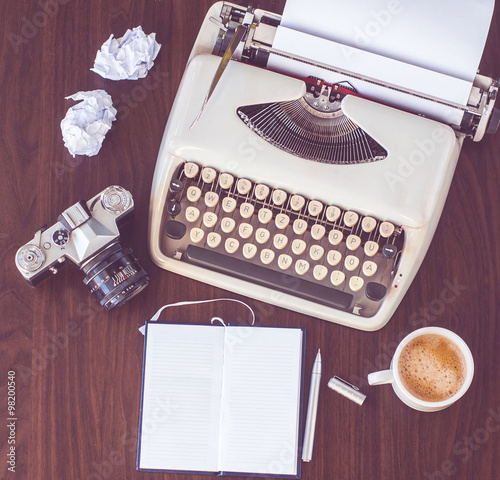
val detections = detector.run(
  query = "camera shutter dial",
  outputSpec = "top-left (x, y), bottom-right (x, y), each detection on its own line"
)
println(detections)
top-left (16, 245), bottom-right (45, 272)
top-left (52, 229), bottom-right (70, 246)
top-left (100, 186), bottom-right (132, 214)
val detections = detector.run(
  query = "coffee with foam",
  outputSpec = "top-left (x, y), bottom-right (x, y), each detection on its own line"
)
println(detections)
top-left (398, 334), bottom-right (467, 402)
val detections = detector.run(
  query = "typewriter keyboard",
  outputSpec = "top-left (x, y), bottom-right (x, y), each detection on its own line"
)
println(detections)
top-left (160, 161), bottom-right (405, 318)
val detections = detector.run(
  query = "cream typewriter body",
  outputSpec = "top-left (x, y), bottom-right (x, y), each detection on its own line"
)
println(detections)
top-left (149, 2), bottom-right (498, 330)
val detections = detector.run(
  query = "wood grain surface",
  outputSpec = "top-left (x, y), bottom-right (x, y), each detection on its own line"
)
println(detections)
top-left (1, 1), bottom-right (499, 479)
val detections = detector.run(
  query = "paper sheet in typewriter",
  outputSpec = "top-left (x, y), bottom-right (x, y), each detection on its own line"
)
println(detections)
top-left (268, 0), bottom-right (494, 126)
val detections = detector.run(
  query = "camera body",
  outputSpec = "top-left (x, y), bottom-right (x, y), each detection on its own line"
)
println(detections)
top-left (16, 186), bottom-right (149, 310)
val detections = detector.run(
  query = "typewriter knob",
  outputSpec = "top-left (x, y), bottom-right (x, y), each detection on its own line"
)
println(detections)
top-left (169, 178), bottom-right (184, 193)
top-left (165, 220), bottom-right (186, 240)
top-left (486, 107), bottom-right (500, 135)
top-left (382, 244), bottom-right (398, 258)
top-left (365, 282), bottom-right (387, 302)
top-left (167, 200), bottom-right (182, 217)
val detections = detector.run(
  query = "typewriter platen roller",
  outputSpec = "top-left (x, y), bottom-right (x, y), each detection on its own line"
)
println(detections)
top-left (149, 1), bottom-right (498, 330)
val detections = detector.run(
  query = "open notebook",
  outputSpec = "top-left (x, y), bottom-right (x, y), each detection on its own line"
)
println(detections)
top-left (137, 322), bottom-right (305, 477)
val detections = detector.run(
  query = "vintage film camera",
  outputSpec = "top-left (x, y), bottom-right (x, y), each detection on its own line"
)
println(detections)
top-left (15, 186), bottom-right (149, 310)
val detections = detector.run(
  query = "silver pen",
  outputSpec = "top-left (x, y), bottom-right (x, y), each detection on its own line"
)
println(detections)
top-left (302, 349), bottom-right (321, 462)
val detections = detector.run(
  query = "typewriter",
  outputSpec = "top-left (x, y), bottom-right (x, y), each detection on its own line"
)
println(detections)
top-left (149, 1), bottom-right (499, 330)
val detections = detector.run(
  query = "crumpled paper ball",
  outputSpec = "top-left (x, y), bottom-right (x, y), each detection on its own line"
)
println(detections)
top-left (60, 90), bottom-right (117, 157)
top-left (91, 26), bottom-right (161, 80)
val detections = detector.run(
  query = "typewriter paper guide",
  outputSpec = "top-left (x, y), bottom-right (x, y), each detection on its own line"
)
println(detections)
top-left (164, 55), bottom-right (459, 229)
top-left (267, 27), bottom-right (471, 127)
top-left (269, 0), bottom-right (495, 127)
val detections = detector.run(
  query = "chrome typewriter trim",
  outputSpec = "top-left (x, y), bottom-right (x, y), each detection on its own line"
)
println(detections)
top-left (211, 2), bottom-right (499, 141)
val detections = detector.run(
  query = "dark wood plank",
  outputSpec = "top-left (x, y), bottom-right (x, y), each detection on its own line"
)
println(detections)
top-left (1, 1), bottom-right (499, 479)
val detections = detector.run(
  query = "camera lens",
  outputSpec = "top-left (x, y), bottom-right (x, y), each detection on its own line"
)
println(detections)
top-left (82, 242), bottom-right (149, 310)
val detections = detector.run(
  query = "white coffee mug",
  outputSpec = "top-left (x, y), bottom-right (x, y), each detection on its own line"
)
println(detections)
top-left (367, 327), bottom-right (474, 412)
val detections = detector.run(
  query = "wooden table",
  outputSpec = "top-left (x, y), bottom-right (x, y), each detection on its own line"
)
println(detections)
top-left (1, 1), bottom-right (499, 479)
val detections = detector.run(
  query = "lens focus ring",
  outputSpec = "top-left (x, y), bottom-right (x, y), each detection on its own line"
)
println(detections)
top-left (100, 186), bottom-right (132, 214)
top-left (82, 243), bottom-right (149, 310)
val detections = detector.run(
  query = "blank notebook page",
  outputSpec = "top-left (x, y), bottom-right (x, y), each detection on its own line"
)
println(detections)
top-left (218, 326), bottom-right (303, 476)
top-left (138, 324), bottom-right (225, 472)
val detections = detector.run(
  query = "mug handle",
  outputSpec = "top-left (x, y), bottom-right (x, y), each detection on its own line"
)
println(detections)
top-left (367, 370), bottom-right (394, 385)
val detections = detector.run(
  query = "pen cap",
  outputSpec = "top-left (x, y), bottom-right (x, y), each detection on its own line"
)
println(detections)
top-left (328, 376), bottom-right (366, 406)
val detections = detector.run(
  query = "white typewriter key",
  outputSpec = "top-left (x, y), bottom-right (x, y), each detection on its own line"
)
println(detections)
top-left (308, 200), bottom-right (323, 217)
top-left (328, 229), bottom-right (343, 246)
top-left (204, 191), bottom-right (219, 208)
top-left (343, 211), bottom-right (359, 227)
top-left (190, 228), bottom-right (204, 244)
top-left (207, 232), bottom-right (222, 248)
top-left (203, 212), bottom-right (218, 228)
top-left (309, 245), bottom-right (325, 261)
top-left (238, 223), bottom-right (253, 239)
top-left (221, 217), bottom-right (236, 234)
top-left (278, 254), bottom-right (293, 270)
top-left (225, 238), bottom-right (240, 254)
top-left (361, 216), bottom-right (377, 233)
top-left (362, 261), bottom-right (377, 277)
top-left (275, 213), bottom-right (290, 230)
top-left (346, 234), bottom-right (361, 251)
top-left (186, 186), bottom-right (201, 203)
top-left (240, 202), bottom-right (255, 219)
top-left (293, 219), bottom-right (308, 235)
top-left (222, 196), bottom-right (237, 213)
top-left (201, 167), bottom-right (217, 183)
top-left (219, 173), bottom-right (234, 189)
top-left (255, 228), bottom-right (270, 244)
top-left (327, 250), bottom-right (342, 266)
top-left (255, 184), bottom-right (270, 200)
top-left (326, 206), bottom-right (341, 222)
top-left (185, 206), bottom-right (200, 223)
top-left (364, 240), bottom-right (379, 257)
top-left (291, 239), bottom-right (307, 255)
top-left (330, 270), bottom-right (345, 286)
top-left (273, 233), bottom-right (288, 250)
top-left (258, 208), bottom-right (273, 224)
top-left (272, 189), bottom-right (287, 206)
top-left (345, 255), bottom-right (360, 271)
top-left (242, 243), bottom-right (257, 259)
top-left (349, 276), bottom-right (364, 292)
top-left (295, 260), bottom-right (310, 275)
top-left (260, 249), bottom-right (275, 264)
top-left (290, 195), bottom-right (305, 211)
top-left (313, 265), bottom-right (328, 281)
top-left (380, 221), bottom-right (395, 238)
top-left (184, 162), bottom-right (199, 178)
top-left (237, 178), bottom-right (252, 195)
top-left (311, 224), bottom-right (326, 240)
